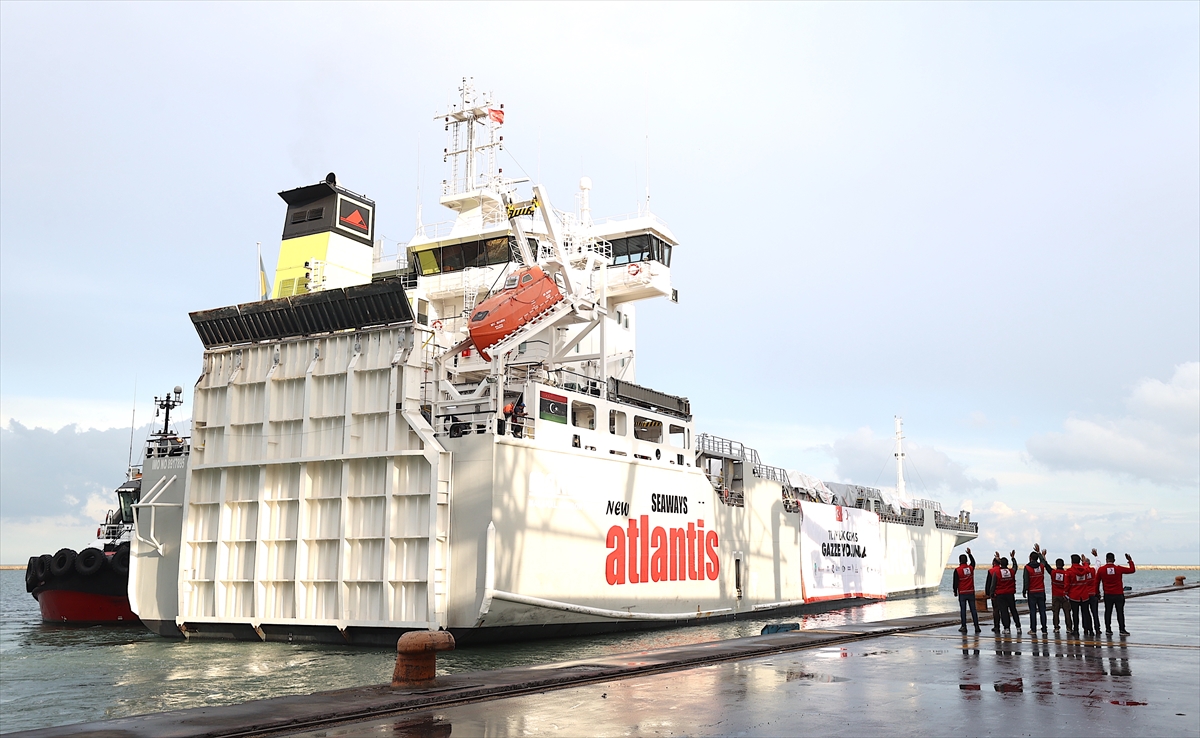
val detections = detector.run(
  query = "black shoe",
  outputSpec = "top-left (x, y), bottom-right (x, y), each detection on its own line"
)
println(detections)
top-left (959, 626), bottom-right (968, 633)
top-left (975, 626), bottom-right (982, 633)
top-left (1119, 630), bottom-right (1130, 636)
top-left (1106, 630), bottom-right (1113, 635)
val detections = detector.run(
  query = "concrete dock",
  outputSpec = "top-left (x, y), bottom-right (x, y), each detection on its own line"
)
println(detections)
top-left (17, 586), bottom-right (1199, 737)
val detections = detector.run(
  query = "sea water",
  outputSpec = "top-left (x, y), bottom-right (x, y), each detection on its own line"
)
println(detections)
top-left (0, 568), bottom-right (1190, 732)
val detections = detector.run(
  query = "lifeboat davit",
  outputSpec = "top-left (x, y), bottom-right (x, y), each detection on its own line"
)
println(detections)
top-left (468, 265), bottom-right (564, 361)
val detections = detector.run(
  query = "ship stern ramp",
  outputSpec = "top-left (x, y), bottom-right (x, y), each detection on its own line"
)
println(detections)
top-left (156, 280), bottom-right (462, 644)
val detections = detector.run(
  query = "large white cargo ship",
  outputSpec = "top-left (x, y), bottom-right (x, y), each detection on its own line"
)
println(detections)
top-left (128, 82), bottom-right (977, 644)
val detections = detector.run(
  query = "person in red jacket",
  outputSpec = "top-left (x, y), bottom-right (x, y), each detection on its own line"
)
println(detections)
top-left (1066, 554), bottom-right (1094, 636)
top-left (1083, 553), bottom-right (1101, 636)
top-left (952, 548), bottom-right (981, 633)
top-left (988, 550), bottom-right (1021, 634)
top-left (1096, 552), bottom-right (1135, 636)
top-left (1022, 545), bottom-right (1049, 634)
top-left (1048, 554), bottom-right (1073, 633)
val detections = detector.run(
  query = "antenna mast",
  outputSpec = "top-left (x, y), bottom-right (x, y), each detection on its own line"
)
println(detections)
top-left (154, 387), bottom-right (184, 436)
top-left (894, 416), bottom-right (906, 498)
top-left (437, 78), bottom-right (503, 195)
top-left (126, 378), bottom-right (137, 477)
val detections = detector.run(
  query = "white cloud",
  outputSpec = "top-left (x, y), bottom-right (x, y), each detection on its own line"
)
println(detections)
top-left (1, 515), bottom-right (102, 564)
top-left (1027, 362), bottom-right (1199, 487)
top-left (0, 395), bottom-right (150, 432)
top-left (828, 426), bottom-right (998, 493)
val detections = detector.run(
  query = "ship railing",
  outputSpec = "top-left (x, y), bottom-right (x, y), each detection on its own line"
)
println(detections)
top-left (879, 509), bottom-right (925, 527)
top-left (417, 221), bottom-right (457, 239)
top-left (696, 433), bottom-right (763, 466)
top-left (752, 463), bottom-right (790, 484)
top-left (372, 251), bottom-right (409, 275)
top-left (563, 235), bottom-right (613, 262)
top-left (436, 409), bottom-right (495, 439)
top-left (913, 498), bottom-right (944, 513)
top-left (500, 415), bottom-right (536, 440)
top-left (144, 436), bottom-right (190, 459)
top-left (549, 368), bottom-right (606, 399)
top-left (98, 522), bottom-right (130, 540)
top-left (595, 210), bottom-right (672, 231)
top-left (436, 409), bottom-right (538, 441)
top-left (504, 363), bottom-right (549, 386)
top-left (934, 511), bottom-right (978, 533)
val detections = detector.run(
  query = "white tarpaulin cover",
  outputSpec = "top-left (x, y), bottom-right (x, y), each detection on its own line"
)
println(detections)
top-left (798, 501), bottom-right (887, 602)
top-left (786, 470), bottom-right (834, 504)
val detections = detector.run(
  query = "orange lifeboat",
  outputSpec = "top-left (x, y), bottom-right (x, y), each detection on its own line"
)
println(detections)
top-left (468, 266), bottom-right (564, 361)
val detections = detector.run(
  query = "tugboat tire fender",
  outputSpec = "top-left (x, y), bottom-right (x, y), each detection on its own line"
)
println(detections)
top-left (109, 543), bottom-right (130, 577)
top-left (75, 548), bottom-right (106, 577)
top-left (50, 548), bottom-right (77, 577)
top-left (25, 556), bottom-right (39, 592)
top-left (34, 554), bottom-right (53, 581)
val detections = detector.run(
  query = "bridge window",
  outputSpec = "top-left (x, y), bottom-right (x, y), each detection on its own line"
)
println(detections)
top-left (609, 234), bottom-right (673, 267)
top-left (669, 424), bottom-right (687, 449)
top-left (412, 236), bottom-right (516, 276)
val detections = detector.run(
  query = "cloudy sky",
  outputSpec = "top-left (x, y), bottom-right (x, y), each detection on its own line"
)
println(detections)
top-left (2, 2), bottom-right (1197, 564)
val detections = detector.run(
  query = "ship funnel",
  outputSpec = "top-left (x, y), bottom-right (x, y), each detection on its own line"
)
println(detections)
top-left (271, 177), bottom-right (375, 299)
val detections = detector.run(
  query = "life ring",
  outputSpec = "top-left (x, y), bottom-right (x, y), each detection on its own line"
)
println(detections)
top-left (431, 319), bottom-right (443, 330)
top-left (627, 263), bottom-right (642, 277)
top-left (75, 547), bottom-right (106, 577)
top-left (50, 548), bottom-right (77, 577)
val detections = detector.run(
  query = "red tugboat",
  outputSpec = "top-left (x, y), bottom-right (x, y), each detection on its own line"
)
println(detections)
top-left (25, 388), bottom-right (185, 624)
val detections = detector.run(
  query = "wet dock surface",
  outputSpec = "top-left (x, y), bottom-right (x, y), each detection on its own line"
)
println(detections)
top-left (16, 586), bottom-right (1199, 737)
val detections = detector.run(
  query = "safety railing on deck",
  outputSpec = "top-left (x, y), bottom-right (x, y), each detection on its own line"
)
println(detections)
top-left (879, 509), bottom-right (925, 527)
top-left (696, 433), bottom-right (763, 465)
top-left (752, 464), bottom-right (789, 484)
top-left (934, 511), bottom-right (978, 533)
top-left (144, 436), bottom-right (190, 458)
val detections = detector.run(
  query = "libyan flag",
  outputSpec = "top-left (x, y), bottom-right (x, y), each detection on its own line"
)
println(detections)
top-left (540, 391), bottom-right (567, 424)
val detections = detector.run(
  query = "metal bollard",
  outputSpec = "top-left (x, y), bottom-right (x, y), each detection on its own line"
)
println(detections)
top-left (392, 631), bottom-right (455, 686)
top-left (974, 591), bottom-right (990, 612)
top-left (1175, 576), bottom-right (1187, 586)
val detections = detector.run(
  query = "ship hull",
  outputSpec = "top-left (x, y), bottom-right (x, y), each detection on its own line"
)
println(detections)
top-left (130, 326), bottom-right (975, 643)
top-left (34, 575), bottom-right (139, 625)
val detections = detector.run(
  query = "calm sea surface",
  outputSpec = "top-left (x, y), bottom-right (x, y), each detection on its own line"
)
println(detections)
top-left (0, 568), bottom-right (1191, 733)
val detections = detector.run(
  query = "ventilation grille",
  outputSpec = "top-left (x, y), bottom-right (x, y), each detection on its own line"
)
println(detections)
top-left (190, 278), bottom-right (413, 349)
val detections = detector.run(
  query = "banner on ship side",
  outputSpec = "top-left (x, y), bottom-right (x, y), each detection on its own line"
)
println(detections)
top-left (798, 501), bottom-right (886, 602)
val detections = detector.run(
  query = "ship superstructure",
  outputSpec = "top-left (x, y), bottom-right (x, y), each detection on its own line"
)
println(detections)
top-left (128, 81), bottom-right (976, 644)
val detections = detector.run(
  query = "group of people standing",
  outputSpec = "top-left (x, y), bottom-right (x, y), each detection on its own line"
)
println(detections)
top-left (951, 544), bottom-right (1136, 637)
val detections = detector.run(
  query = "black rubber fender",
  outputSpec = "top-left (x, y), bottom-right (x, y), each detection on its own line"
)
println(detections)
top-left (34, 554), bottom-right (53, 580)
top-left (75, 547), bottom-right (106, 576)
top-left (50, 548), bottom-right (77, 577)
top-left (25, 556), bottom-right (39, 592)
top-left (109, 543), bottom-right (130, 577)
